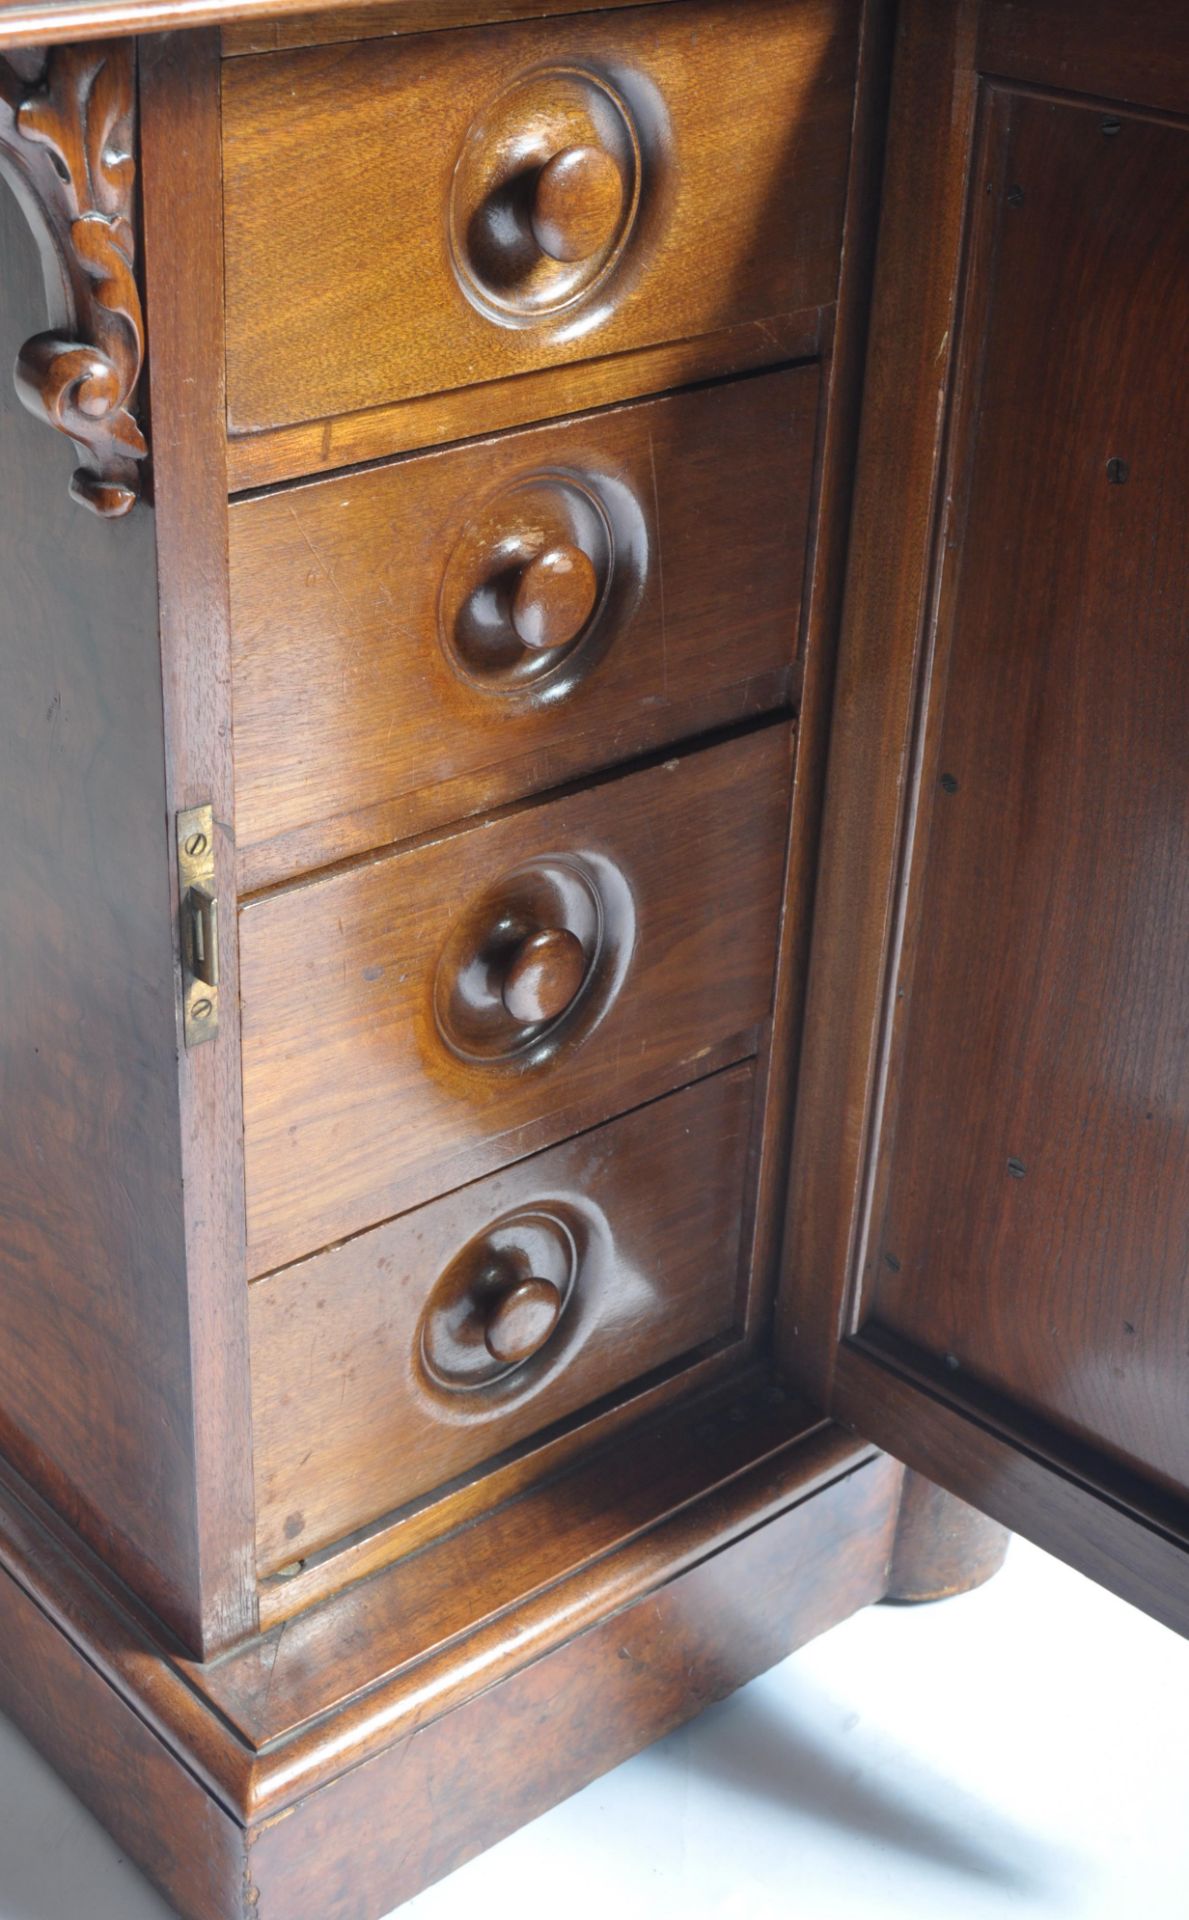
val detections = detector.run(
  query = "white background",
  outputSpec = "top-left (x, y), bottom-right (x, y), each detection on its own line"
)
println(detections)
top-left (1, 1533), bottom-right (1186, 1920)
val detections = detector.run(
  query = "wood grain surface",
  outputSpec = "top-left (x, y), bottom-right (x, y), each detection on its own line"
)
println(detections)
top-left (0, 146), bottom-right (204, 1643)
top-left (979, 0), bottom-right (1189, 117)
top-left (834, 1343), bottom-right (1189, 1638)
top-left (0, 1395), bottom-right (897, 1916)
top-left (0, 28), bottom-right (255, 1661)
top-left (868, 90), bottom-right (1189, 1500)
top-left (187, 1396), bottom-right (887, 1777)
top-left (781, 0), bottom-right (1189, 1633)
top-left (221, 0), bottom-right (857, 431)
top-left (224, 306), bottom-right (825, 489)
top-left (230, 367), bottom-right (817, 887)
top-left (0, 0), bottom-right (680, 50)
top-left (753, 0), bottom-right (892, 1343)
top-left (243, 1448), bottom-right (899, 1919)
top-left (778, 0), bottom-right (983, 1405)
top-left (0, 1558), bottom-right (247, 1920)
top-left (224, 0), bottom-right (680, 57)
top-left (240, 723), bottom-right (792, 1273)
top-left (139, 28), bottom-right (259, 1654)
top-left (250, 1065), bottom-right (756, 1570)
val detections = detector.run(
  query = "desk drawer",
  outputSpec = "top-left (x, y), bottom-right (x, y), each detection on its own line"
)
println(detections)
top-left (240, 723), bottom-right (792, 1275)
top-left (230, 368), bottom-right (818, 888)
top-left (250, 1064), bottom-right (755, 1571)
top-left (221, 0), bottom-right (858, 434)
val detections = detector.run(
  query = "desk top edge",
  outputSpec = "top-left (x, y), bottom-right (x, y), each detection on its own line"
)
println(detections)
top-left (0, 0), bottom-right (488, 50)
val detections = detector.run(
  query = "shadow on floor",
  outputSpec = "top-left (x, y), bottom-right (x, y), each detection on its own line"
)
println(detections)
top-left (638, 1668), bottom-right (1061, 1901)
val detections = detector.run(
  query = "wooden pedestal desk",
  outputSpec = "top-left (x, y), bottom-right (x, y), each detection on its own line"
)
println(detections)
top-left (0, 1), bottom-right (1184, 1913)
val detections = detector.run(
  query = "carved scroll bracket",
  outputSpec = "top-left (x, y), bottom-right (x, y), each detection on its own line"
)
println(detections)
top-left (0, 42), bottom-right (147, 517)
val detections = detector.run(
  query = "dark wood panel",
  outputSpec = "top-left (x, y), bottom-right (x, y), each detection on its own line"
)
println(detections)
top-left (980, 0), bottom-right (1189, 117)
top-left (138, 30), bottom-right (258, 1655)
top-left (221, 0), bottom-right (857, 431)
top-left (243, 1450), bottom-right (900, 1920)
top-left (778, 0), bottom-right (983, 1399)
top-left (781, 0), bottom-right (1189, 1638)
top-left (240, 723), bottom-right (792, 1275)
top-left (251, 1066), bottom-right (756, 1570)
top-left (0, 130), bottom-right (205, 1641)
top-left (0, 1561), bottom-right (247, 1920)
top-left (869, 92), bottom-right (1189, 1501)
top-left (224, 0), bottom-right (679, 57)
top-left (0, 1450), bottom-right (253, 1812)
top-left (756, 0), bottom-right (892, 1322)
top-left (231, 368), bottom-right (816, 888)
top-left (834, 1343), bottom-right (1189, 1638)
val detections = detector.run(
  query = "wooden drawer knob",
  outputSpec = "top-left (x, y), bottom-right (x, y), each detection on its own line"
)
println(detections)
top-left (483, 1274), bottom-right (564, 1365)
top-left (501, 926), bottom-right (587, 1026)
top-left (511, 542), bottom-right (600, 653)
top-left (531, 145), bottom-right (626, 264)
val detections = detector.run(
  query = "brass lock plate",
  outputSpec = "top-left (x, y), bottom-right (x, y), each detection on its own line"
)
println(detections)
top-left (177, 804), bottom-right (220, 1047)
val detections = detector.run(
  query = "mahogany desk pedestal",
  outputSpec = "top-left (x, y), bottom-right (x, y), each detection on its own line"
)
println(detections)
top-left (0, 2), bottom-right (1183, 1915)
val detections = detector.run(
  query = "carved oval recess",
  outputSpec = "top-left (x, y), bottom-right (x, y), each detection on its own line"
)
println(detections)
top-left (432, 851), bottom-right (636, 1070)
top-left (438, 461), bottom-right (650, 702)
top-left (419, 1205), bottom-right (582, 1393)
top-left (448, 65), bottom-right (643, 328)
top-left (438, 468), bottom-right (615, 693)
top-left (0, 43), bottom-right (147, 517)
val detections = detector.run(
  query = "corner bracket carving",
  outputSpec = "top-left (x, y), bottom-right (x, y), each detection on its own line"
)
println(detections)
top-left (0, 42), bottom-right (147, 518)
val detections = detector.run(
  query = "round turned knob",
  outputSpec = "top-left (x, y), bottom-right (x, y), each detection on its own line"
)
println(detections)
top-left (511, 542), bottom-right (599, 653)
top-left (483, 1274), bottom-right (564, 1365)
top-left (530, 145), bottom-right (626, 263)
top-left (501, 926), bottom-right (587, 1026)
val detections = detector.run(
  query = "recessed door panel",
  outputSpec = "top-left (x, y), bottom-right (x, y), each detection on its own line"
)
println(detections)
top-left (783, 0), bottom-right (1189, 1639)
top-left (868, 90), bottom-right (1189, 1499)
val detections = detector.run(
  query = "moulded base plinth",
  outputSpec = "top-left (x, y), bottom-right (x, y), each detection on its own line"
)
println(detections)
top-left (0, 1381), bottom-right (911, 1920)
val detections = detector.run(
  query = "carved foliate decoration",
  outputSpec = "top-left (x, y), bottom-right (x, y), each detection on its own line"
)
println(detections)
top-left (0, 43), bottom-right (147, 517)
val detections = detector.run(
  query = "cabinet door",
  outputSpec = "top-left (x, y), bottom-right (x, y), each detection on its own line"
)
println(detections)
top-left (783, 0), bottom-right (1189, 1635)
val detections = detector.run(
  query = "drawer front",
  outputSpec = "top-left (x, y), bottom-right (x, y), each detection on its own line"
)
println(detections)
top-left (221, 0), bottom-right (858, 432)
top-left (251, 1064), bottom-right (756, 1571)
top-left (230, 368), bottom-right (818, 888)
top-left (240, 723), bottom-right (792, 1275)
top-left (223, 0), bottom-right (680, 57)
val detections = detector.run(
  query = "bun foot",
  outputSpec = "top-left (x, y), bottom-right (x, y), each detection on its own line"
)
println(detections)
top-left (884, 1470), bottom-right (1010, 1604)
